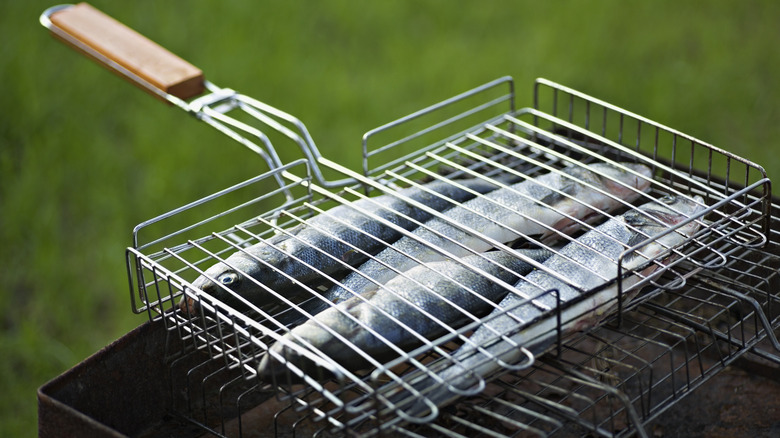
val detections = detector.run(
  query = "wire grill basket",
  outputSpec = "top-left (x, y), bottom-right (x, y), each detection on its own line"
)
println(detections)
top-left (41, 4), bottom-right (778, 437)
top-left (124, 77), bottom-right (774, 437)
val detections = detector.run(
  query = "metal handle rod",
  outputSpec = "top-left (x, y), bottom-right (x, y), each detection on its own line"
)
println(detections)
top-left (41, 3), bottom-right (353, 189)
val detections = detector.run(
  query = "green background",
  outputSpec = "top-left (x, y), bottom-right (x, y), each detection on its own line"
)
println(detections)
top-left (2, 1), bottom-right (780, 435)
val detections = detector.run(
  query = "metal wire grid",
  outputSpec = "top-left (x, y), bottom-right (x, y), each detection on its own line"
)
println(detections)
top-left (125, 79), bottom-right (547, 383)
top-left (531, 78), bottom-right (770, 235)
top-left (151, 236), bottom-right (780, 438)
top-left (126, 207), bottom-right (780, 438)
top-left (388, 239), bottom-right (780, 438)
top-left (326, 93), bottom-right (769, 431)
top-left (238, 241), bottom-right (777, 438)
top-left (387, 226), bottom-right (779, 438)
top-left (342, 230), bottom-right (738, 432)
top-left (124, 78), bottom-right (774, 437)
top-left (39, 7), bottom-right (778, 435)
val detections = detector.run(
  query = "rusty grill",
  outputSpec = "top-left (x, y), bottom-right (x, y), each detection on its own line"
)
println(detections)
top-left (40, 4), bottom-right (779, 438)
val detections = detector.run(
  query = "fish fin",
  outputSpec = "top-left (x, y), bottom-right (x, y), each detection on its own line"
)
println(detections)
top-left (623, 223), bottom-right (664, 265)
top-left (626, 230), bottom-right (650, 250)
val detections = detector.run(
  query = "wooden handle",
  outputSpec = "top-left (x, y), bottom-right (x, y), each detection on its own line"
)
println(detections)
top-left (47, 3), bottom-right (204, 100)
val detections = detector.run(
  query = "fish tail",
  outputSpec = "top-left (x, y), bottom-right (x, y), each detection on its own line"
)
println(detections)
top-left (380, 364), bottom-right (472, 421)
top-left (379, 344), bottom-right (497, 421)
top-left (380, 330), bottom-right (545, 422)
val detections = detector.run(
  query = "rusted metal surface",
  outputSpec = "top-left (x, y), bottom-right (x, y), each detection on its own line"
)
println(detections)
top-left (38, 320), bottom-right (779, 438)
top-left (38, 320), bottom-right (204, 438)
top-left (649, 356), bottom-right (780, 437)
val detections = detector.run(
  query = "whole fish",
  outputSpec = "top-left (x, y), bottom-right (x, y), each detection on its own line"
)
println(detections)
top-left (182, 177), bottom-right (504, 312)
top-left (257, 248), bottom-right (553, 379)
top-left (304, 163), bottom-right (653, 317)
top-left (385, 194), bottom-right (705, 419)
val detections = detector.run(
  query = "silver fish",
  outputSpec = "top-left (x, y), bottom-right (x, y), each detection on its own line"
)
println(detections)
top-left (386, 194), bottom-right (705, 419)
top-left (183, 177), bottom-right (504, 312)
top-left (313, 163), bottom-right (653, 313)
top-left (257, 248), bottom-right (553, 379)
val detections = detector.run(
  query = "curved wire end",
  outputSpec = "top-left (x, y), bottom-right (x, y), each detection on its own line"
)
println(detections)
top-left (394, 396), bottom-right (440, 425)
top-left (40, 4), bottom-right (73, 28)
top-left (447, 374), bottom-right (486, 397)
top-left (495, 345), bottom-right (536, 371)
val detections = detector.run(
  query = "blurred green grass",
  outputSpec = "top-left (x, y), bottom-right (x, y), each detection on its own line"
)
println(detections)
top-left (2, 1), bottom-right (780, 435)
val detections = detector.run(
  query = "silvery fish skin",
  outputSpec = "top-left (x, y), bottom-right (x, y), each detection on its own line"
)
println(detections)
top-left (312, 163), bottom-right (654, 314)
top-left (257, 248), bottom-right (553, 379)
top-left (387, 195), bottom-right (705, 419)
top-left (183, 178), bottom-right (503, 312)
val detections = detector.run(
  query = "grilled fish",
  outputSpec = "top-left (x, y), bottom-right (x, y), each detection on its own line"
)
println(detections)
top-left (257, 248), bottom-right (553, 378)
top-left (305, 163), bottom-right (653, 316)
top-left (183, 177), bottom-right (504, 312)
top-left (386, 194), bottom-right (705, 419)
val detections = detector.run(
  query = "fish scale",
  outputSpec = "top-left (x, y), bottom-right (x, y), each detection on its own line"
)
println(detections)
top-left (384, 194), bottom-right (705, 419)
top-left (185, 177), bottom-right (505, 311)
top-left (258, 248), bottom-right (553, 377)
top-left (313, 163), bottom-right (653, 313)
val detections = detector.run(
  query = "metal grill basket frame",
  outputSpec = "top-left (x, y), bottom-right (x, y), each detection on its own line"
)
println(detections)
top-left (124, 77), bottom-right (774, 437)
top-left (39, 4), bottom-right (779, 437)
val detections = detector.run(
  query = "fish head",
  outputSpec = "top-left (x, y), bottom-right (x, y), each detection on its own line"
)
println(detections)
top-left (622, 194), bottom-right (706, 267)
top-left (181, 254), bottom-right (269, 314)
top-left (630, 193), bottom-right (706, 232)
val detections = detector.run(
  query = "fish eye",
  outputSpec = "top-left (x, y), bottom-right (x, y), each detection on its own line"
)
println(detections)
top-left (623, 210), bottom-right (645, 226)
top-left (218, 272), bottom-right (240, 287)
top-left (659, 194), bottom-right (676, 204)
